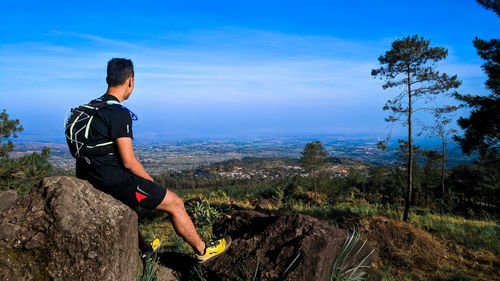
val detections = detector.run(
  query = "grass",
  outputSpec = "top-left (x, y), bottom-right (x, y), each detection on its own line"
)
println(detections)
top-left (292, 199), bottom-right (500, 255)
top-left (139, 219), bottom-right (192, 254)
top-left (407, 212), bottom-right (500, 254)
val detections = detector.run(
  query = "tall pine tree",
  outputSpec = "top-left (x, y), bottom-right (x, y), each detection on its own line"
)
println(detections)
top-left (372, 35), bottom-right (461, 221)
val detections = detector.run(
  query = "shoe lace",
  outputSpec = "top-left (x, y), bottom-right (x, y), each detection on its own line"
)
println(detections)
top-left (207, 239), bottom-right (221, 248)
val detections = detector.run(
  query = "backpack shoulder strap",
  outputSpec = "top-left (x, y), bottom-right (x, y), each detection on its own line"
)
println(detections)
top-left (89, 98), bottom-right (121, 108)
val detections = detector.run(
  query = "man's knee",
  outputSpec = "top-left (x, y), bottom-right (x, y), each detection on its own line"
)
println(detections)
top-left (156, 191), bottom-right (185, 213)
top-left (170, 194), bottom-right (186, 212)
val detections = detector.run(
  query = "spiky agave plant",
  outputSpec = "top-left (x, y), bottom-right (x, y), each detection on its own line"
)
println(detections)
top-left (137, 252), bottom-right (160, 281)
top-left (330, 228), bottom-right (374, 281)
top-left (235, 253), bottom-right (301, 281)
top-left (236, 256), bottom-right (259, 281)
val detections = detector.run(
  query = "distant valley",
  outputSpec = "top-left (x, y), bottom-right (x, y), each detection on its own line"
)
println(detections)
top-left (11, 136), bottom-right (473, 175)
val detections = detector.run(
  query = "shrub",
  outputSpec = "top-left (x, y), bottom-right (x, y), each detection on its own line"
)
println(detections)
top-left (0, 147), bottom-right (52, 195)
top-left (185, 199), bottom-right (221, 240)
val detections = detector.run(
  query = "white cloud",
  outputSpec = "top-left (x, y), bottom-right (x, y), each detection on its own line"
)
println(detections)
top-left (0, 29), bottom-right (485, 137)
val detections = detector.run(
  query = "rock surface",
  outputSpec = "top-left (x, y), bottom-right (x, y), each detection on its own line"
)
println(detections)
top-left (0, 176), bottom-right (138, 281)
top-left (157, 265), bottom-right (180, 281)
top-left (0, 190), bottom-right (17, 213)
top-left (204, 210), bottom-right (378, 281)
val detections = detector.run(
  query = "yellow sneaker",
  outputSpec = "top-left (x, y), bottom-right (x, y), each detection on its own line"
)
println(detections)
top-left (195, 235), bottom-right (232, 264)
top-left (150, 238), bottom-right (161, 252)
top-left (141, 237), bottom-right (161, 260)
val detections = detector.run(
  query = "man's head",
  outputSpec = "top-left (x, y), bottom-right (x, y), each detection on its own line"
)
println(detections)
top-left (106, 58), bottom-right (134, 100)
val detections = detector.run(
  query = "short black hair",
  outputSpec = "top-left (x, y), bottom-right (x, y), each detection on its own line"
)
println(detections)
top-left (106, 58), bottom-right (134, 87)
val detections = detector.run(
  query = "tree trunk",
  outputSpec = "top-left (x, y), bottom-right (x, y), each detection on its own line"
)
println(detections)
top-left (441, 136), bottom-right (446, 197)
top-left (404, 69), bottom-right (412, 222)
top-left (425, 171), bottom-right (429, 207)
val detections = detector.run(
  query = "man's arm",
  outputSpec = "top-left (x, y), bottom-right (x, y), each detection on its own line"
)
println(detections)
top-left (115, 137), bottom-right (154, 182)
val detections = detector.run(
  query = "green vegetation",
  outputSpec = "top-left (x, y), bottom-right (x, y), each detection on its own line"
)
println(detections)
top-left (0, 109), bottom-right (52, 195)
top-left (185, 199), bottom-right (222, 241)
top-left (409, 212), bottom-right (499, 254)
top-left (137, 149), bottom-right (499, 280)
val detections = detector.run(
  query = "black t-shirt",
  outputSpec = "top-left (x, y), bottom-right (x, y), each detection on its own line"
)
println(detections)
top-left (76, 94), bottom-right (134, 189)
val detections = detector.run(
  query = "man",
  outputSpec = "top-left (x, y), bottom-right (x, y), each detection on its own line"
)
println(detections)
top-left (75, 58), bottom-right (230, 263)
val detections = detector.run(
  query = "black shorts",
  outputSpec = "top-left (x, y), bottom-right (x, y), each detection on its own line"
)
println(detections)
top-left (109, 175), bottom-right (167, 209)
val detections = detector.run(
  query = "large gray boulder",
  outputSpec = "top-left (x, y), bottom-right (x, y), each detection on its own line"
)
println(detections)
top-left (0, 176), bottom-right (138, 281)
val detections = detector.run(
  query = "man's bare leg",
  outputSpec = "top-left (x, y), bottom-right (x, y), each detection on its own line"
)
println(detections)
top-left (155, 191), bottom-right (206, 254)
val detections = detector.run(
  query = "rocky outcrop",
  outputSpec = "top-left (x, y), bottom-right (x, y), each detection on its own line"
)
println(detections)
top-left (0, 176), bottom-right (138, 281)
top-left (204, 210), bottom-right (378, 281)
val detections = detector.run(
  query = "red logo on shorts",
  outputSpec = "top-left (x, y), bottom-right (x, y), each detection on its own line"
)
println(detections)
top-left (136, 192), bottom-right (148, 203)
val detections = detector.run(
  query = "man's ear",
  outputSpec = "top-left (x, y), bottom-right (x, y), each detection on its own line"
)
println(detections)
top-left (128, 77), bottom-right (133, 87)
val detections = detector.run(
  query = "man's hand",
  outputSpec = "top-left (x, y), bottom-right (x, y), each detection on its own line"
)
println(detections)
top-left (115, 137), bottom-right (154, 182)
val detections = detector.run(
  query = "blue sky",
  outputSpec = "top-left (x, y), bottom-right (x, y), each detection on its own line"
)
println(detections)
top-left (1, 0), bottom-right (498, 142)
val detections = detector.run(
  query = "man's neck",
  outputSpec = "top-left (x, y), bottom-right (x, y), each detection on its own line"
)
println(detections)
top-left (105, 88), bottom-right (125, 102)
